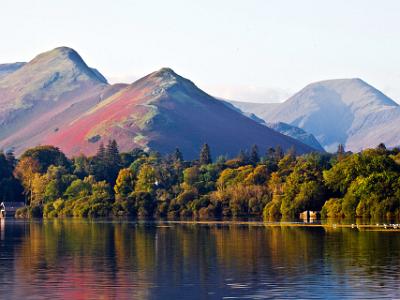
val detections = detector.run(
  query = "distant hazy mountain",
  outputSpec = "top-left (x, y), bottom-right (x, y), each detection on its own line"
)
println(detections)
top-left (0, 47), bottom-right (123, 154)
top-left (232, 79), bottom-right (400, 152)
top-left (221, 100), bottom-right (267, 124)
top-left (44, 68), bottom-right (314, 158)
top-left (266, 122), bottom-right (324, 152)
top-left (223, 100), bottom-right (323, 151)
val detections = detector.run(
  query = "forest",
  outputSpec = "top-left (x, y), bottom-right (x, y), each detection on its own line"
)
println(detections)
top-left (1, 141), bottom-right (400, 220)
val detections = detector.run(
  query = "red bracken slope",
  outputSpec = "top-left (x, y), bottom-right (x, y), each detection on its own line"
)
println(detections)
top-left (45, 68), bottom-right (315, 158)
top-left (0, 47), bottom-right (126, 154)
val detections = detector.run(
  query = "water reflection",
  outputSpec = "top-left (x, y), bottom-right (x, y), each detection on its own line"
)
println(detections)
top-left (0, 220), bottom-right (399, 299)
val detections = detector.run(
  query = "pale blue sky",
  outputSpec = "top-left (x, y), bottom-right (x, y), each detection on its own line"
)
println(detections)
top-left (1, 0), bottom-right (400, 102)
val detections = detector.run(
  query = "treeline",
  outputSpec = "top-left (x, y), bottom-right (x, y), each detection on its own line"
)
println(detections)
top-left (2, 141), bottom-right (400, 220)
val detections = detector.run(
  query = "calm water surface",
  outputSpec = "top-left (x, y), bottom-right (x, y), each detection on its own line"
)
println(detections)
top-left (0, 219), bottom-right (399, 299)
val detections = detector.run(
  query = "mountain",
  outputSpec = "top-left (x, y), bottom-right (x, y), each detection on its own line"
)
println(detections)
top-left (223, 100), bottom-right (323, 150)
top-left (44, 68), bottom-right (315, 158)
top-left (0, 62), bottom-right (26, 79)
top-left (220, 100), bottom-right (267, 124)
top-left (266, 122), bottom-right (325, 151)
top-left (231, 79), bottom-right (400, 152)
top-left (0, 47), bottom-right (124, 154)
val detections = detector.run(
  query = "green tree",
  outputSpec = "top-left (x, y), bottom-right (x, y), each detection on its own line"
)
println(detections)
top-left (20, 145), bottom-right (70, 174)
top-left (135, 164), bottom-right (156, 193)
top-left (14, 157), bottom-right (41, 204)
top-left (114, 168), bottom-right (135, 197)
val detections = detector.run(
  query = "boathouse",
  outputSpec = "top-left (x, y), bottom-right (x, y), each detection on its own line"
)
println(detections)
top-left (299, 210), bottom-right (320, 220)
top-left (0, 202), bottom-right (25, 218)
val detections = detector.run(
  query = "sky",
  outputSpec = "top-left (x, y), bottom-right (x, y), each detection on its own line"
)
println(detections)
top-left (1, 0), bottom-right (400, 103)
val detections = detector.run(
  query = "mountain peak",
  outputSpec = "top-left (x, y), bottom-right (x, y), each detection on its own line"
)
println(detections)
top-left (151, 67), bottom-right (179, 81)
top-left (157, 67), bottom-right (177, 75)
top-left (34, 46), bottom-right (82, 64)
top-left (24, 46), bottom-right (108, 84)
top-left (300, 78), bottom-right (398, 108)
top-left (142, 67), bottom-right (188, 91)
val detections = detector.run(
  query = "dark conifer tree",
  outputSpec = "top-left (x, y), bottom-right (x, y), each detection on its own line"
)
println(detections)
top-left (5, 150), bottom-right (17, 170)
top-left (173, 148), bottom-right (184, 162)
top-left (96, 143), bottom-right (106, 160)
top-left (376, 143), bottom-right (387, 151)
top-left (237, 149), bottom-right (249, 165)
top-left (199, 144), bottom-right (212, 165)
top-left (286, 146), bottom-right (296, 158)
top-left (275, 145), bottom-right (284, 161)
top-left (106, 140), bottom-right (122, 167)
top-left (105, 140), bottom-right (122, 185)
top-left (266, 147), bottom-right (275, 159)
top-left (250, 144), bottom-right (259, 165)
top-left (92, 142), bottom-right (108, 181)
top-left (337, 144), bottom-right (345, 161)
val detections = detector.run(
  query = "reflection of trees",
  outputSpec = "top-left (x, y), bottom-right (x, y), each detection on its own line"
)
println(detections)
top-left (322, 227), bottom-right (400, 291)
top-left (3, 221), bottom-right (400, 298)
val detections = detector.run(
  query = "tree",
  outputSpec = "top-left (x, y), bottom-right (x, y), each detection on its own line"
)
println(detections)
top-left (337, 144), bottom-right (345, 161)
top-left (0, 152), bottom-right (23, 203)
top-left (135, 164), bottom-right (156, 193)
top-left (96, 143), bottom-right (106, 160)
top-left (73, 155), bottom-right (91, 179)
top-left (250, 144), bottom-right (259, 165)
top-left (275, 145), bottom-right (284, 161)
top-left (5, 150), bottom-right (17, 169)
top-left (114, 168), bottom-right (135, 197)
top-left (20, 145), bottom-right (70, 174)
top-left (199, 143), bottom-right (212, 165)
top-left (266, 147), bottom-right (275, 159)
top-left (31, 174), bottom-right (49, 206)
top-left (105, 139), bottom-right (122, 184)
top-left (92, 143), bottom-right (108, 182)
top-left (106, 140), bottom-right (121, 166)
top-left (14, 157), bottom-right (41, 204)
top-left (173, 148), bottom-right (184, 162)
top-left (376, 143), bottom-right (387, 151)
top-left (237, 149), bottom-right (249, 165)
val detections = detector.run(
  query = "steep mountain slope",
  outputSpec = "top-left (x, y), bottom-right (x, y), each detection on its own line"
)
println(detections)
top-left (266, 122), bottom-right (325, 151)
top-left (45, 68), bottom-right (315, 158)
top-left (0, 62), bottom-right (26, 79)
top-left (0, 47), bottom-right (124, 154)
top-left (231, 79), bottom-right (400, 152)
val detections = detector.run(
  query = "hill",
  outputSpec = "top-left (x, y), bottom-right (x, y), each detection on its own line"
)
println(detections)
top-left (0, 47), bottom-right (123, 154)
top-left (44, 68), bottom-right (315, 158)
top-left (231, 79), bottom-right (400, 152)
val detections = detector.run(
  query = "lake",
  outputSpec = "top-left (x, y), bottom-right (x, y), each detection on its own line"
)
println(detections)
top-left (0, 219), bottom-right (399, 299)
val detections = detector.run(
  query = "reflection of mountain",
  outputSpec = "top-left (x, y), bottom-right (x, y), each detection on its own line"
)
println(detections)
top-left (1, 221), bottom-right (399, 299)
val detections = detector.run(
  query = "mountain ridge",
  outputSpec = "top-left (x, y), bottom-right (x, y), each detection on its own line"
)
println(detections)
top-left (231, 78), bottom-right (400, 152)
top-left (0, 47), bottom-right (118, 153)
top-left (44, 65), bottom-right (315, 158)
